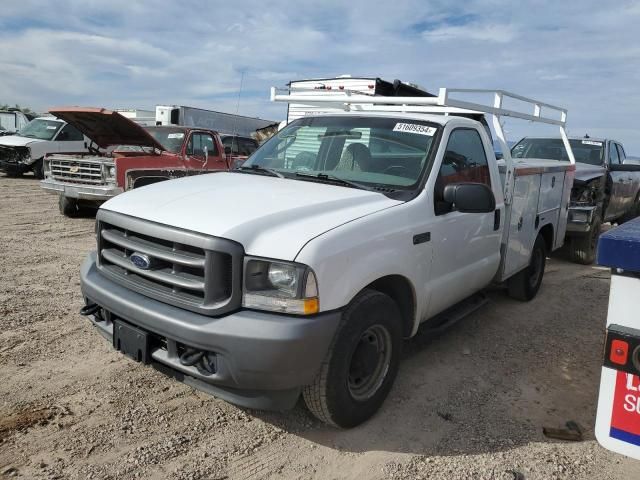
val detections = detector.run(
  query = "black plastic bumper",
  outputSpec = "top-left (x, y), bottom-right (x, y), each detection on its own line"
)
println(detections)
top-left (0, 160), bottom-right (29, 175)
top-left (80, 252), bottom-right (341, 410)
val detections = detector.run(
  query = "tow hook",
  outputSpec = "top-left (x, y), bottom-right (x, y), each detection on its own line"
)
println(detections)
top-left (179, 347), bottom-right (217, 374)
top-left (79, 303), bottom-right (101, 316)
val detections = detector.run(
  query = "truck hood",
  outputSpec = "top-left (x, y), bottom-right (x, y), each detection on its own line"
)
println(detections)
top-left (49, 107), bottom-right (165, 151)
top-left (575, 161), bottom-right (606, 183)
top-left (101, 172), bottom-right (403, 260)
top-left (0, 135), bottom-right (43, 148)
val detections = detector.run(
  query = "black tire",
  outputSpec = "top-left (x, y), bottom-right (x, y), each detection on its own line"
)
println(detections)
top-left (32, 159), bottom-right (44, 179)
top-left (569, 215), bottom-right (602, 265)
top-left (508, 234), bottom-right (547, 301)
top-left (59, 195), bottom-right (79, 217)
top-left (303, 289), bottom-right (402, 428)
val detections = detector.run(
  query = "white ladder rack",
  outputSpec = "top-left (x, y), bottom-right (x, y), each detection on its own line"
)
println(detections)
top-left (271, 86), bottom-right (576, 204)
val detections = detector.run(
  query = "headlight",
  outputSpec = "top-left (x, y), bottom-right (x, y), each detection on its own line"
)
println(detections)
top-left (570, 210), bottom-right (590, 223)
top-left (106, 166), bottom-right (116, 178)
top-left (242, 258), bottom-right (319, 315)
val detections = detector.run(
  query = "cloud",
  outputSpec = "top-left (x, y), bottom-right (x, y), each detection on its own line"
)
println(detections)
top-left (422, 24), bottom-right (517, 43)
top-left (1, 0), bottom-right (640, 151)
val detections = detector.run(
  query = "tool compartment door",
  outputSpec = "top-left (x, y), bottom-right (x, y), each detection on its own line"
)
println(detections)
top-left (500, 173), bottom-right (541, 280)
top-left (537, 171), bottom-right (564, 247)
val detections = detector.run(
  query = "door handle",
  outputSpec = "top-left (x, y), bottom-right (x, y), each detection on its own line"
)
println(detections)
top-left (493, 209), bottom-right (501, 231)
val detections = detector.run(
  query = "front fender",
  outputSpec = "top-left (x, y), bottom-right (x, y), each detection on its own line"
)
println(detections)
top-left (295, 201), bottom-right (430, 333)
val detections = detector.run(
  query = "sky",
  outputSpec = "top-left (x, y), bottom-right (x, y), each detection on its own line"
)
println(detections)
top-left (1, 0), bottom-right (639, 151)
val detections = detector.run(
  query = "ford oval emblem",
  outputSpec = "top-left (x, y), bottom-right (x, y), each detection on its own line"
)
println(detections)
top-left (130, 252), bottom-right (151, 270)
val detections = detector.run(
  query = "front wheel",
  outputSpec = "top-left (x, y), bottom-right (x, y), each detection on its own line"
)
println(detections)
top-left (569, 215), bottom-right (602, 265)
top-left (508, 234), bottom-right (546, 301)
top-left (303, 289), bottom-right (402, 428)
top-left (59, 195), bottom-right (79, 217)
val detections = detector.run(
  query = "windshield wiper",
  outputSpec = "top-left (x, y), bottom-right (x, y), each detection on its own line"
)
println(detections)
top-left (236, 164), bottom-right (284, 178)
top-left (294, 172), bottom-right (373, 191)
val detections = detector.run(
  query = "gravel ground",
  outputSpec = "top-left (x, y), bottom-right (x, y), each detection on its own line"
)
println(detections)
top-left (1, 174), bottom-right (639, 480)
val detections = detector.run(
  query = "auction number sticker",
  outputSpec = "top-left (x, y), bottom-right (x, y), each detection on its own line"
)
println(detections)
top-left (167, 133), bottom-right (184, 139)
top-left (610, 371), bottom-right (640, 446)
top-left (582, 140), bottom-right (603, 146)
top-left (393, 123), bottom-right (436, 136)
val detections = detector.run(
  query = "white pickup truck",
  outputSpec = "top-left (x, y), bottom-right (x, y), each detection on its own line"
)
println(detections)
top-left (79, 87), bottom-right (575, 427)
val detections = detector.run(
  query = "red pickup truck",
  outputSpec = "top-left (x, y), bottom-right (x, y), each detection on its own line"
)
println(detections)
top-left (40, 107), bottom-right (255, 216)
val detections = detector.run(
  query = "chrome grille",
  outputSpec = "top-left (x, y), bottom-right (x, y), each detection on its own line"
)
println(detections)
top-left (96, 210), bottom-right (243, 316)
top-left (50, 159), bottom-right (105, 185)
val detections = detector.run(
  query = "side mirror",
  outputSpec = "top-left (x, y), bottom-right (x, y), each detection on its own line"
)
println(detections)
top-left (495, 152), bottom-right (504, 160)
top-left (611, 162), bottom-right (640, 172)
top-left (224, 146), bottom-right (232, 155)
top-left (443, 183), bottom-right (496, 213)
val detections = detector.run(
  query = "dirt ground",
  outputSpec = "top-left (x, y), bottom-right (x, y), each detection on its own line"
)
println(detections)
top-left (1, 174), bottom-right (639, 480)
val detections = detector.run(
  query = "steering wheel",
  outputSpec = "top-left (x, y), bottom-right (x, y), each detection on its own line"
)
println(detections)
top-left (383, 165), bottom-right (410, 176)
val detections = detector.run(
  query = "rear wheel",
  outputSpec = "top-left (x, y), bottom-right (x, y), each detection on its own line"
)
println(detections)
top-left (59, 195), bottom-right (79, 217)
top-left (508, 234), bottom-right (546, 301)
top-left (569, 215), bottom-right (602, 265)
top-left (303, 289), bottom-right (402, 428)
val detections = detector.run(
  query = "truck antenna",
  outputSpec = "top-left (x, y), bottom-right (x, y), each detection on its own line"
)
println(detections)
top-left (229, 70), bottom-right (245, 156)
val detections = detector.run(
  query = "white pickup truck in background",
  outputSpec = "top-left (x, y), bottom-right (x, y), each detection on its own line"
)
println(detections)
top-left (0, 116), bottom-right (88, 178)
top-left (78, 85), bottom-right (575, 428)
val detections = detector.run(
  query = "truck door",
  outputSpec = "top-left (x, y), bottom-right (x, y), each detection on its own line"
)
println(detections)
top-left (426, 127), bottom-right (503, 317)
top-left (607, 142), bottom-right (626, 220)
top-left (54, 123), bottom-right (86, 153)
top-left (185, 132), bottom-right (226, 170)
top-left (615, 144), bottom-right (634, 214)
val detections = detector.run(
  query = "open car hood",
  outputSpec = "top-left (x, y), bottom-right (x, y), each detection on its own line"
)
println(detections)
top-left (48, 107), bottom-right (165, 151)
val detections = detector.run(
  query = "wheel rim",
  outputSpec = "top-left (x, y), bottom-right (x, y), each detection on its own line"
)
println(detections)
top-left (347, 325), bottom-right (392, 401)
top-left (528, 246), bottom-right (544, 289)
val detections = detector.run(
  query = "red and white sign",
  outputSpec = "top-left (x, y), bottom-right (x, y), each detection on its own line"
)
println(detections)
top-left (610, 371), bottom-right (640, 445)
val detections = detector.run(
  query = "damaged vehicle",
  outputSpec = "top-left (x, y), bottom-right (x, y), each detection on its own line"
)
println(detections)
top-left (0, 116), bottom-right (88, 178)
top-left (512, 137), bottom-right (640, 263)
top-left (40, 108), bottom-right (236, 216)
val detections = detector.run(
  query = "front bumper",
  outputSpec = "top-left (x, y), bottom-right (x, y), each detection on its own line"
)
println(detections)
top-left (0, 159), bottom-right (30, 175)
top-left (40, 178), bottom-right (122, 201)
top-left (80, 252), bottom-right (341, 410)
top-left (566, 205), bottom-right (597, 234)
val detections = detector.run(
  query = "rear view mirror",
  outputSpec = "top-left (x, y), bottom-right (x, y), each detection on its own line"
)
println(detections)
top-left (443, 183), bottom-right (496, 213)
top-left (224, 146), bottom-right (232, 155)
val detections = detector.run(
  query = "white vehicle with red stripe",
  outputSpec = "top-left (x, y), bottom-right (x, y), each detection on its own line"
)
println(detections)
top-left (78, 86), bottom-right (576, 427)
top-left (595, 218), bottom-right (640, 458)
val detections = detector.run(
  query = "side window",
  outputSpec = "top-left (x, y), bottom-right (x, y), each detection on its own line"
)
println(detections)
top-left (616, 144), bottom-right (626, 163)
top-left (57, 124), bottom-right (84, 141)
top-left (609, 142), bottom-right (620, 165)
top-left (222, 136), bottom-right (239, 154)
top-left (188, 133), bottom-right (218, 157)
top-left (239, 138), bottom-right (258, 156)
top-left (435, 129), bottom-right (491, 215)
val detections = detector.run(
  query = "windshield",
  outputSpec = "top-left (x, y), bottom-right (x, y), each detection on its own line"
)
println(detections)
top-left (144, 127), bottom-right (185, 153)
top-left (17, 118), bottom-right (62, 140)
top-left (241, 116), bottom-right (438, 191)
top-left (511, 138), bottom-right (604, 166)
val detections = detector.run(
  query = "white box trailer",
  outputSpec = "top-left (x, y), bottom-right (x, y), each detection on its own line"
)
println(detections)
top-left (155, 105), bottom-right (275, 138)
top-left (115, 109), bottom-right (155, 126)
